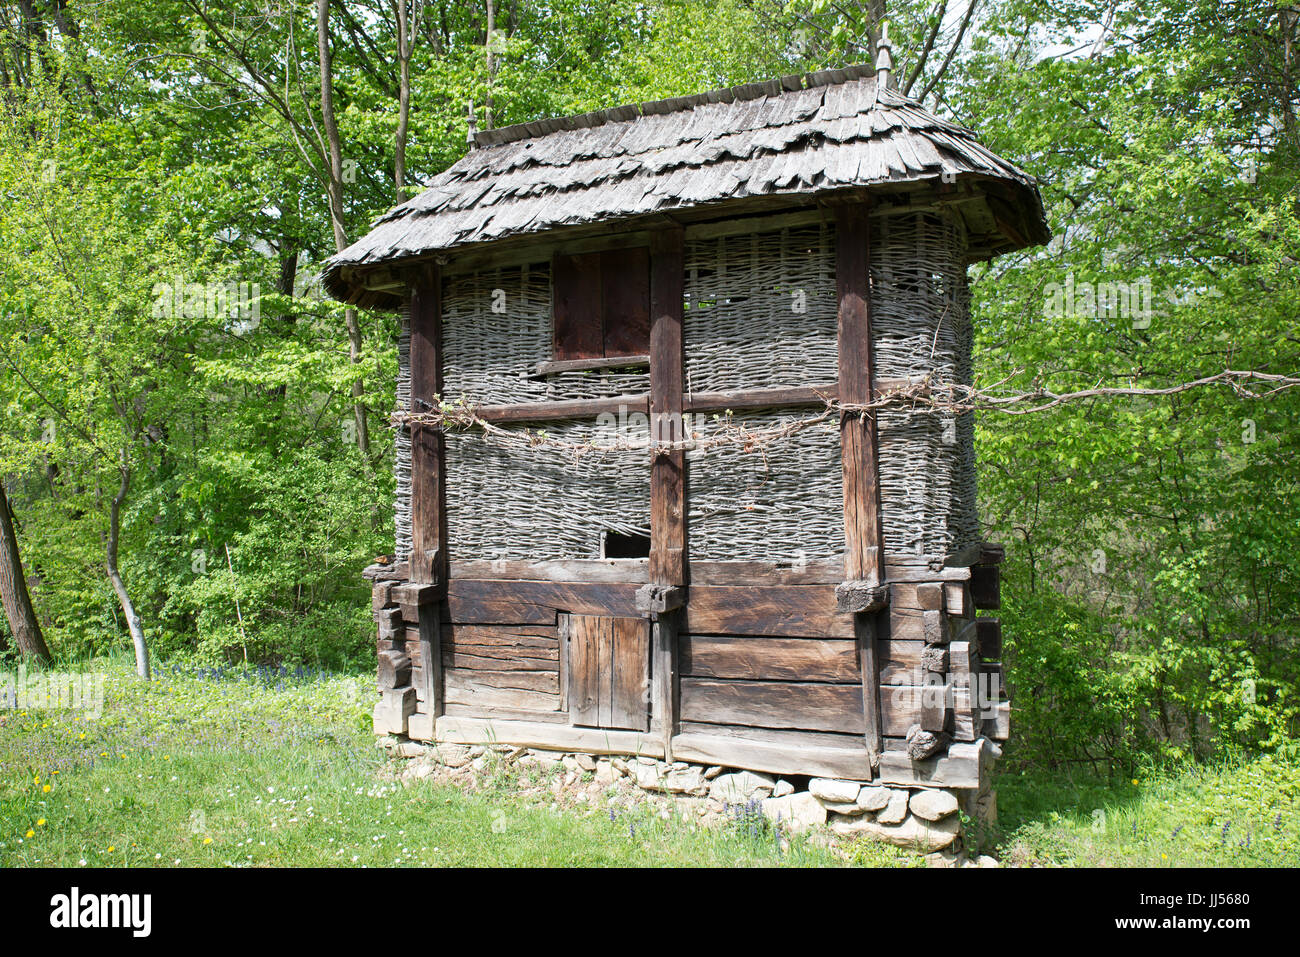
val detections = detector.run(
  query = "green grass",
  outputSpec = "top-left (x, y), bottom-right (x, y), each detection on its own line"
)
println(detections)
top-left (0, 659), bottom-right (853, 867)
top-left (2, 657), bottom-right (1296, 867)
top-left (991, 755), bottom-right (1300, 866)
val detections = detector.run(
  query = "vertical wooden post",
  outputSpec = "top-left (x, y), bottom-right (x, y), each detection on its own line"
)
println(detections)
top-left (649, 227), bottom-right (686, 587)
top-left (648, 226), bottom-right (685, 759)
top-left (409, 266), bottom-right (446, 719)
top-left (836, 202), bottom-right (884, 760)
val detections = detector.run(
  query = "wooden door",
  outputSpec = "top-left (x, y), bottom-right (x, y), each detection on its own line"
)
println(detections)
top-left (566, 614), bottom-right (650, 731)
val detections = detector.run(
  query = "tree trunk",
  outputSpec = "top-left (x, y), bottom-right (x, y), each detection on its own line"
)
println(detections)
top-left (0, 480), bottom-right (51, 662)
top-left (317, 0), bottom-right (371, 456)
top-left (485, 0), bottom-right (495, 130)
top-left (106, 460), bottom-right (149, 679)
top-left (393, 0), bottom-right (414, 202)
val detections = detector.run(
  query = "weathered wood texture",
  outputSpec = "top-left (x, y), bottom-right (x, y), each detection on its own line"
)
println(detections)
top-left (836, 203), bottom-right (883, 583)
top-left (408, 272), bottom-right (447, 719)
top-left (438, 623), bottom-right (561, 714)
top-left (679, 678), bottom-right (864, 735)
top-left (650, 611), bottom-right (681, 758)
top-left (552, 250), bottom-right (604, 360)
top-left (436, 715), bottom-right (664, 758)
top-left (446, 556), bottom-right (975, 586)
top-left (567, 615), bottom-right (650, 731)
top-left (975, 616), bottom-right (1002, 659)
top-left (553, 246), bottom-right (650, 361)
top-left (408, 270), bottom-right (447, 586)
top-left (680, 635), bottom-right (859, 683)
top-left (649, 227), bottom-right (686, 586)
top-left (682, 584), bottom-right (855, 637)
top-left (422, 579), bottom-right (642, 624)
top-left (671, 728), bottom-right (874, 780)
top-left (970, 563), bottom-right (1001, 609)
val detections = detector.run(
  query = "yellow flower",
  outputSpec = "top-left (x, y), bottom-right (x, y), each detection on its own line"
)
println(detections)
top-left (33, 775), bottom-right (40, 785)
top-left (203, 837), bottom-right (213, 845)
top-left (37, 818), bottom-right (45, 826)
top-left (1161, 853), bottom-right (1168, 860)
top-left (1131, 779), bottom-right (1138, 786)
top-left (79, 733), bottom-right (86, 740)
top-left (25, 829), bottom-right (34, 838)
top-left (42, 784), bottom-right (51, 793)
top-left (107, 845), bottom-right (115, 852)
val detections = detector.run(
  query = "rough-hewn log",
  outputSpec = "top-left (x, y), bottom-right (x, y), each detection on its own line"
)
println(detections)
top-left (683, 584), bottom-right (855, 638)
top-left (679, 635), bottom-right (860, 683)
top-left (679, 678), bottom-right (864, 735)
top-left (970, 563), bottom-right (1001, 609)
top-left (408, 269), bottom-right (446, 720)
top-left (408, 268), bottom-right (446, 587)
top-left (377, 650), bottom-right (411, 689)
top-left (975, 617), bottom-right (1003, 659)
top-left (649, 226), bottom-right (686, 587)
top-left (837, 202), bottom-right (883, 762)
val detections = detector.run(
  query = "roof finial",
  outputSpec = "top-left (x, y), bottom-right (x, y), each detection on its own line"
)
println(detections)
top-left (875, 21), bottom-right (894, 90)
top-left (467, 100), bottom-right (479, 149)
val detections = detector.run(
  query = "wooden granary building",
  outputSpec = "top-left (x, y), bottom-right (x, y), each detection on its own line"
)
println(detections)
top-left (325, 61), bottom-right (1048, 796)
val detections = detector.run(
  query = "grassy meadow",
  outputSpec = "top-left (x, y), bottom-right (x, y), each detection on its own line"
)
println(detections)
top-left (1, 658), bottom-right (1296, 868)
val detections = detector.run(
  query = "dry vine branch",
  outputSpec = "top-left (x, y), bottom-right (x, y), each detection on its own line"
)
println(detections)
top-left (391, 369), bottom-right (1300, 461)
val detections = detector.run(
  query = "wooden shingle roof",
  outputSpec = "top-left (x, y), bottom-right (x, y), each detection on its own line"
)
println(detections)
top-left (325, 65), bottom-right (1049, 307)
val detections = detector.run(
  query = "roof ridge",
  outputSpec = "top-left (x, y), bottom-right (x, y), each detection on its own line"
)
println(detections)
top-left (473, 63), bottom-right (880, 149)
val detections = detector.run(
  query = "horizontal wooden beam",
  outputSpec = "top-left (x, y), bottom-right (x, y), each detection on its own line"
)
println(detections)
top-left (435, 715), bottom-right (665, 758)
top-left (468, 378), bottom-right (939, 425)
top-left (532, 354), bottom-right (649, 377)
top-left (683, 382), bottom-right (839, 414)
top-left (476, 394), bottom-right (647, 424)
top-left (670, 731), bottom-right (874, 780)
top-left (450, 558), bottom-right (649, 583)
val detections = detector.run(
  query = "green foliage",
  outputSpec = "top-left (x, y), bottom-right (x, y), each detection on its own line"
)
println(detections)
top-left (0, 0), bottom-right (1296, 775)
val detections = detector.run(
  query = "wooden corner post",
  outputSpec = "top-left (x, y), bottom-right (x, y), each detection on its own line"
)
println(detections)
top-left (648, 225), bottom-right (686, 759)
top-left (836, 202), bottom-right (885, 762)
top-left (409, 265), bottom-right (447, 720)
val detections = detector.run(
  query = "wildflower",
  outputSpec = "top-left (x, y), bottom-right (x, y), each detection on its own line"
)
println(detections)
top-left (37, 819), bottom-right (45, 826)
top-left (107, 845), bottom-right (115, 852)
top-left (25, 830), bottom-right (34, 838)
top-left (42, 785), bottom-right (50, 793)
top-left (1131, 778), bottom-right (1138, 786)
top-left (203, 837), bottom-right (213, 845)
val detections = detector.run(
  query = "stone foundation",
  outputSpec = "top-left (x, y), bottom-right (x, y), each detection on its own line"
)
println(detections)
top-left (380, 736), bottom-right (998, 864)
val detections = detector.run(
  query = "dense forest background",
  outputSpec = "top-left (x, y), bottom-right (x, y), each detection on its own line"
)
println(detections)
top-left (0, 0), bottom-right (1296, 776)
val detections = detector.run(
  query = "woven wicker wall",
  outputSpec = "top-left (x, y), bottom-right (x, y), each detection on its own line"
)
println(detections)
top-left (442, 261), bottom-right (649, 561)
top-left (684, 223), bottom-right (844, 561)
top-left (445, 424), bottom-right (649, 560)
top-left (687, 406), bottom-right (843, 562)
top-left (872, 210), bottom-right (978, 558)
top-left (442, 263), bottom-right (647, 404)
top-left (390, 207), bottom-right (978, 566)
top-left (684, 223), bottom-right (839, 393)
